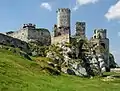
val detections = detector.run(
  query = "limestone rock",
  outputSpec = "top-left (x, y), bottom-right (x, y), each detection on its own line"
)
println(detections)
top-left (46, 43), bottom-right (89, 77)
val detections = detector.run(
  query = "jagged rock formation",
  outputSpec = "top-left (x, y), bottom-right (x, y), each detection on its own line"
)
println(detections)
top-left (46, 43), bottom-right (89, 77)
top-left (46, 40), bottom-right (107, 77)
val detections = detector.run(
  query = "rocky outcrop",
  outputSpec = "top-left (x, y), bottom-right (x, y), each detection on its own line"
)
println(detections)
top-left (90, 54), bottom-right (106, 76)
top-left (0, 33), bottom-right (30, 53)
top-left (46, 41), bottom-right (108, 77)
top-left (47, 43), bottom-right (92, 77)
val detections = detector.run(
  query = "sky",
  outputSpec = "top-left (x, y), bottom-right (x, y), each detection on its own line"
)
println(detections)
top-left (0, 0), bottom-right (120, 64)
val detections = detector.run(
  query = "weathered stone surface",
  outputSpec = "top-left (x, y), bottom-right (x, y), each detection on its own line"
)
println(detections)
top-left (47, 43), bottom-right (90, 77)
top-left (7, 23), bottom-right (51, 46)
top-left (0, 33), bottom-right (30, 53)
top-left (89, 54), bottom-right (106, 76)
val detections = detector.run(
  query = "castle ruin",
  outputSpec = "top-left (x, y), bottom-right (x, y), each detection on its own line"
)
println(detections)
top-left (52, 8), bottom-right (71, 44)
top-left (51, 8), bottom-right (110, 70)
top-left (0, 8), bottom-right (112, 71)
top-left (6, 23), bottom-right (51, 46)
top-left (90, 29), bottom-right (109, 69)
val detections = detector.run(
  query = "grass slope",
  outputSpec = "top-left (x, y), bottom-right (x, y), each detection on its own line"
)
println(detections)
top-left (0, 49), bottom-right (120, 91)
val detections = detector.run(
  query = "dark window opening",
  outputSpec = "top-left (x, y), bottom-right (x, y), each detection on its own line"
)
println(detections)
top-left (101, 43), bottom-right (105, 49)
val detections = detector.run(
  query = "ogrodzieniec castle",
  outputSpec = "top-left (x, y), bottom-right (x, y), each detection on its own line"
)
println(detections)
top-left (0, 8), bottom-right (117, 76)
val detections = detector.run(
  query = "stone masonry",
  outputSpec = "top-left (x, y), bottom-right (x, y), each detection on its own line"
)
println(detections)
top-left (0, 33), bottom-right (30, 53)
top-left (7, 23), bottom-right (51, 46)
top-left (52, 8), bottom-right (71, 44)
top-left (75, 22), bottom-right (86, 38)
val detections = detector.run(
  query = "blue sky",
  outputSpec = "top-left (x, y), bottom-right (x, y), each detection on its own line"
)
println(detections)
top-left (0, 0), bottom-right (120, 64)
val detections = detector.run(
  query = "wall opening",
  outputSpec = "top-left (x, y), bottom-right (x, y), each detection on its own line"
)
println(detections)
top-left (101, 43), bottom-right (105, 49)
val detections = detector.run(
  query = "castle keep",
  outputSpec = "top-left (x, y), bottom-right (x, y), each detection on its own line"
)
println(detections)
top-left (52, 8), bottom-right (71, 44)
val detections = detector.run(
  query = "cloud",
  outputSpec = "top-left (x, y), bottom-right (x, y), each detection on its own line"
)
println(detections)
top-left (73, 5), bottom-right (79, 11)
top-left (105, 1), bottom-right (120, 20)
top-left (73, 0), bottom-right (99, 11)
top-left (77, 0), bottom-right (99, 5)
top-left (40, 2), bottom-right (52, 11)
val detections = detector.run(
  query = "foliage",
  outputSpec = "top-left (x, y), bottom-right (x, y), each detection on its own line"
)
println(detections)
top-left (65, 42), bottom-right (72, 48)
top-left (109, 53), bottom-right (117, 68)
top-left (47, 44), bottom-right (64, 60)
top-left (28, 43), bottom-right (49, 57)
top-left (0, 45), bottom-right (32, 60)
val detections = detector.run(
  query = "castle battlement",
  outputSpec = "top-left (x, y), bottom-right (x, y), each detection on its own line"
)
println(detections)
top-left (93, 29), bottom-right (107, 39)
top-left (76, 22), bottom-right (86, 25)
top-left (57, 8), bottom-right (70, 13)
top-left (23, 23), bottom-right (36, 29)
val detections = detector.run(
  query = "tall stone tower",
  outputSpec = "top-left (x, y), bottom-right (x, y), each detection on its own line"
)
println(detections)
top-left (52, 8), bottom-right (71, 44)
top-left (75, 22), bottom-right (86, 38)
top-left (57, 8), bottom-right (70, 28)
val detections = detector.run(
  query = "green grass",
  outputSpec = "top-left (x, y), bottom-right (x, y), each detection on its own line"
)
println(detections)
top-left (0, 49), bottom-right (120, 91)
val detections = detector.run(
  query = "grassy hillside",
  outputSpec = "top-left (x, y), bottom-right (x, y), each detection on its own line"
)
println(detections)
top-left (0, 49), bottom-right (120, 91)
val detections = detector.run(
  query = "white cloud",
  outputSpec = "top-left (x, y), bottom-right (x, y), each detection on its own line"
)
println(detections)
top-left (40, 2), bottom-right (52, 11)
top-left (77, 0), bottom-right (99, 5)
top-left (73, 5), bottom-right (79, 11)
top-left (105, 1), bottom-right (120, 20)
top-left (73, 0), bottom-right (99, 11)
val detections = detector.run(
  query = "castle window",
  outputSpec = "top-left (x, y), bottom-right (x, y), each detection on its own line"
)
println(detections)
top-left (101, 43), bottom-right (105, 49)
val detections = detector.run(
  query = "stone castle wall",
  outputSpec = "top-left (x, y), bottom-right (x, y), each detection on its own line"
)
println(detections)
top-left (52, 8), bottom-right (71, 44)
top-left (0, 33), bottom-right (30, 53)
top-left (90, 29), bottom-right (109, 68)
top-left (51, 34), bottom-right (70, 44)
top-left (28, 28), bottom-right (51, 45)
top-left (7, 24), bottom-right (51, 46)
top-left (7, 28), bottom-right (28, 42)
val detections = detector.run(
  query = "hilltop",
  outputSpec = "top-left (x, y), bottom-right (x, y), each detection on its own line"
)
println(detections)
top-left (0, 48), bottom-right (120, 91)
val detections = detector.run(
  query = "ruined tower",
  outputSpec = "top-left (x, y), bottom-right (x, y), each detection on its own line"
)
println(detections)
top-left (90, 29), bottom-right (109, 70)
top-left (52, 8), bottom-right (71, 44)
top-left (75, 22), bottom-right (86, 38)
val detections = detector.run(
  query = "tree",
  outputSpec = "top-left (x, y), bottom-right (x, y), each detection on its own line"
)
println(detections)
top-left (109, 53), bottom-right (117, 68)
